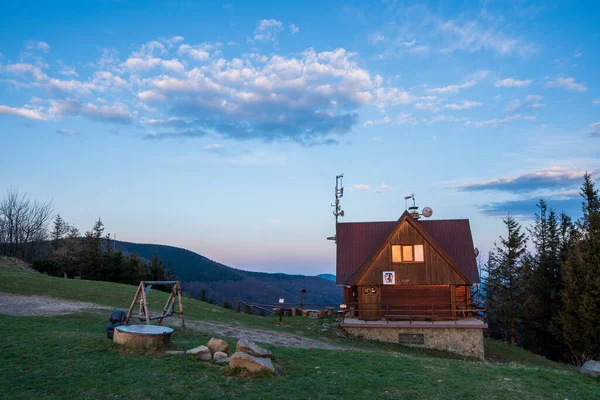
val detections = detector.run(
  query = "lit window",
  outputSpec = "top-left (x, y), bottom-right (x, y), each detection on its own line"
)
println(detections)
top-left (414, 244), bottom-right (424, 262)
top-left (402, 246), bottom-right (413, 262)
top-left (392, 245), bottom-right (402, 263)
top-left (391, 244), bottom-right (425, 263)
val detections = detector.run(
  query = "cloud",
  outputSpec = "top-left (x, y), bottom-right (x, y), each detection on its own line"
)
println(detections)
top-left (49, 100), bottom-right (133, 124)
top-left (593, 99), bottom-right (600, 105)
top-left (368, 31), bottom-right (385, 44)
top-left (425, 80), bottom-right (475, 94)
top-left (176, 44), bottom-right (211, 61)
top-left (526, 94), bottom-right (542, 102)
top-left (426, 115), bottom-right (469, 124)
top-left (253, 19), bottom-right (284, 42)
top-left (0, 105), bottom-right (47, 120)
top-left (494, 78), bottom-right (531, 88)
top-left (144, 129), bottom-right (208, 140)
top-left (443, 101), bottom-right (481, 110)
top-left (25, 41), bottom-right (51, 53)
top-left (470, 114), bottom-right (535, 128)
top-left (477, 196), bottom-right (581, 219)
top-left (56, 128), bottom-right (77, 136)
top-left (289, 24), bottom-right (299, 34)
top-left (453, 167), bottom-right (587, 194)
top-left (545, 76), bottom-right (587, 92)
top-left (372, 136), bottom-right (383, 142)
top-left (439, 20), bottom-right (536, 56)
top-left (363, 113), bottom-right (414, 127)
top-left (58, 65), bottom-right (78, 77)
top-left (590, 122), bottom-right (600, 138)
top-left (528, 103), bottom-right (546, 109)
top-left (350, 184), bottom-right (371, 192)
top-left (504, 99), bottom-right (521, 113)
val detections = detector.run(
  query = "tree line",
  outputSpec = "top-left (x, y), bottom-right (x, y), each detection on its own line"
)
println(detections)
top-left (0, 189), bottom-right (175, 284)
top-left (485, 173), bottom-right (600, 364)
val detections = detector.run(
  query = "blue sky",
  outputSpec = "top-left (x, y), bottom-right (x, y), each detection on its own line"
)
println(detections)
top-left (1, 0), bottom-right (599, 275)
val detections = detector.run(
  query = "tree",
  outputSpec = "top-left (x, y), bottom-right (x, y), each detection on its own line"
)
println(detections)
top-left (558, 173), bottom-right (600, 362)
top-left (521, 200), bottom-right (566, 358)
top-left (80, 218), bottom-right (104, 279)
top-left (485, 216), bottom-right (528, 345)
top-left (0, 189), bottom-right (53, 260)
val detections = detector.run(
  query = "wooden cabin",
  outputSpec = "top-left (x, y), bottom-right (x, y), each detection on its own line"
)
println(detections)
top-left (336, 211), bottom-right (480, 321)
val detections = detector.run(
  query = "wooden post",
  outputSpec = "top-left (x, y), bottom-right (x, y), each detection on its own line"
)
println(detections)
top-left (237, 301), bottom-right (241, 313)
top-left (140, 282), bottom-right (151, 325)
top-left (450, 284), bottom-right (456, 320)
top-left (126, 283), bottom-right (142, 323)
top-left (176, 282), bottom-right (185, 329)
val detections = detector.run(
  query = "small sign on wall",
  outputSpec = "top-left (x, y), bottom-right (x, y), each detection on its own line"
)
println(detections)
top-left (383, 271), bottom-right (395, 285)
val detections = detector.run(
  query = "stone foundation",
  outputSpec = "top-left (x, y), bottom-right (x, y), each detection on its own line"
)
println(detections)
top-left (343, 326), bottom-right (485, 360)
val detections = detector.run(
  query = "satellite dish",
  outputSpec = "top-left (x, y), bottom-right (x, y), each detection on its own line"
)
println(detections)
top-left (474, 247), bottom-right (480, 257)
top-left (422, 207), bottom-right (433, 218)
top-left (340, 210), bottom-right (345, 217)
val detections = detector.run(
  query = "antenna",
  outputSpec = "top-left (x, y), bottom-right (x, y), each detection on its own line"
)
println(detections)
top-left (404, 193), bottom-right (433, 219)
top-left (328, 174), bottom-right (344, 242)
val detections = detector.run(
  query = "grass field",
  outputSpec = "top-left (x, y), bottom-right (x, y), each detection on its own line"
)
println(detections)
top-left (0, 265), bottom-right (598, 399)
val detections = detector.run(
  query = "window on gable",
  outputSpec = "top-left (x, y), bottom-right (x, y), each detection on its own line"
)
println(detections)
top-left (391, 244), bottom-right (425, 263)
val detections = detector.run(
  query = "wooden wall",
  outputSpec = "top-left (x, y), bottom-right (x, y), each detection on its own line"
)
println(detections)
top-left (380, 285), bottom-right (452, 318)
top-left (356, 221), bottom-right (467, 286)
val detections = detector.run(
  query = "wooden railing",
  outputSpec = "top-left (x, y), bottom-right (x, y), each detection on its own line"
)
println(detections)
top-left (343, 300), bottom-right (486, 323)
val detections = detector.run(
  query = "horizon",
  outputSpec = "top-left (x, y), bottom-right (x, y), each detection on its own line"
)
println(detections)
top-left (1, 0), bottom-right (599, 275)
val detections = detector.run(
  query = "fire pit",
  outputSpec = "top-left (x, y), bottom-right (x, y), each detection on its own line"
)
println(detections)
top-left (113, 325), bottom-right (174, 347)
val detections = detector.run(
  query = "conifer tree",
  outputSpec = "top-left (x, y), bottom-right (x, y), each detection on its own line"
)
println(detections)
top-left (485, 216), bottom-right (528, 345)
top-left (559, 173), bottom-right (600, 361)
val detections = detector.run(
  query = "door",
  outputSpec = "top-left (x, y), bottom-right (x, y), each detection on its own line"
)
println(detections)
top-left (358, 286), bottom-right (380, 320)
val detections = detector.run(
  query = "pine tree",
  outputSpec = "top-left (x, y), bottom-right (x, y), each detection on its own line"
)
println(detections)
top-left (559, 173), bottom-right (600, 361)
top-left (51, 214), bottom-right (66, 250)
top-left (80, 218), bottom-right (104, 279)
top-left (485, 216), bottom-right (528, 345)
top-left (522, 200), bottom-right (565, 358)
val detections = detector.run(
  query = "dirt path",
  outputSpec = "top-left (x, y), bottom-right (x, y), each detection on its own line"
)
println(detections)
top-left (0, 293), bottom-right (111, 316)
top-left (0, 293), bottom-right (347, 350)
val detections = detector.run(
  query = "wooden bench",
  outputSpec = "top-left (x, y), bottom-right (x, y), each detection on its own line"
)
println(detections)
top-left (384, 314), bottom-right (410, 321)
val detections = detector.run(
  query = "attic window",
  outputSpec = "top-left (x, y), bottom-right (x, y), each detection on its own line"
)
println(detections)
top-left (392, 244), bottom-right (424, 263)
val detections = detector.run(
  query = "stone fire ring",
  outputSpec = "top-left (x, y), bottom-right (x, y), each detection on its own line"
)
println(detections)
top-left (113, 325), bottom-right (174, 347)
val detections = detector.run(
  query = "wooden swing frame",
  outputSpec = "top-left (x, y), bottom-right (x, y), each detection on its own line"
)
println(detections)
top-left (125, 281), bottom-right (185, 328)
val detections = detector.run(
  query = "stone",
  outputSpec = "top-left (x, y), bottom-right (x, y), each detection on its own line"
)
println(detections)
top-left (187, 345), bottom-right (212, 360)
top-left (580, 360), bottom-right (600, 377)
top-left (236, 338), bottom-right (273, 359)
top-left (207, 337), bottom-right (229, 355)
top-left (213, 351), bottom-right (228, 360)
top-left (230, 352), bottom-right (275, 374)
top-left (215, 356), bottom-right (231, 364)
top-left (165, 350), bottom-right (186, 355)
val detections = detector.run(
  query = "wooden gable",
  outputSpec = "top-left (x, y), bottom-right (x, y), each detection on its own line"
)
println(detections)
top-left (351, 212), bottom-right (469, 286)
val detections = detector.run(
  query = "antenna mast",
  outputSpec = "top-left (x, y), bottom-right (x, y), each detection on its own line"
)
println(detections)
top-left (327, 174), bottom-right (344, 242)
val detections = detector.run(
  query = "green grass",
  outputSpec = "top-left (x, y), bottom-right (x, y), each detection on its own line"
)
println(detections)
top-left (0, 265), bottom-right (598, 399)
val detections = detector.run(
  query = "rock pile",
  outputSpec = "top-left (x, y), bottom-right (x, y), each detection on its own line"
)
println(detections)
top-left (169, 336), bottom-right (276, 375)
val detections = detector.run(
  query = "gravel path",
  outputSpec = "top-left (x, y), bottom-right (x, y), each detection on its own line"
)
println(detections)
top-left (0, 293), bottom-right (111, 316)
top-left (0, 292), bottom-right (347, 350)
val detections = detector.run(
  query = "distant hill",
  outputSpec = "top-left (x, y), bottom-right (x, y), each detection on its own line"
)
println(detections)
top-left (115, 241), bottom-right (341, 306)
top-left (316, 273), bottom-right (336, 282)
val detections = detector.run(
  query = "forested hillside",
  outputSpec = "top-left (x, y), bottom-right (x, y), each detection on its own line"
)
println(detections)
top-left (115, 241), bottom-right (342, 306)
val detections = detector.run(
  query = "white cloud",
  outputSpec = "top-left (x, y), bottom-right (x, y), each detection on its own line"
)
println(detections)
top-left (504, 99), bottom-right (521, 113)
top-left (350, 184), bottom-right (371, 191)
top-left (364, 113), bottom-right (414, 127)
top-left (372, 136), bottom-right (383, 142)
top-left (545, 76), bottom-right (587, 92)
top-left (590, 122), bottom-right (600, 138)
top-left (494, 78), bottom-right (532, 88)
top-left (58, 65), bottom-right (78, 77)
top-left (56, 128), bottom-right (77, 136)
top-left (427, 115), bottom-right (469, 124)
top-left (253, 19), bottom-right (284, 42)
top-left (0, 105), bottom-right (46, 120)
top-left (289, 24), bottom-right (299, 34)
top-left (176, 44), bottom-right (211, 61)
top-left (368, 31), bottom-right (385, 44)
top-left (526, 94), bottom-right (542, 102)
top-left (425, 80), bottom-right (475, 94)
top-left (414, 101), bottom-right (439, 112)
top-left (593, 99), bottom-right (600, 105)
top-left (528, 103), bottom-right (546, 109)
top-left (364, 116), bottom-right (392, 127)
top-left (25, 40), bottom-right (50, 53)
top-left (49, 100), bottom-right (133, 124)
top-left (443, 101), bottom-right (481, 110)
top-left (471, 114), bottom-right (535, 128)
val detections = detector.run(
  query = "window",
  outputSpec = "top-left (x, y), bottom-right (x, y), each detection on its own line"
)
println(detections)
top-left (391, 244), bottom-right (424, 263)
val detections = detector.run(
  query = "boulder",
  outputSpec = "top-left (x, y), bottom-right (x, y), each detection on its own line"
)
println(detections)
top-left (165, 350), bottom-right (186, 355)
top-left (207, 337), bottom-right (229, 355)
top-left (213, 351), bottom-right (228, 360)
top-left (230, 352), bottom-right (275, 374)
top-left (215, 356), bottom-right (231, 364)
top-left (580, 360), bottom-right (600, 377)
top-left (187, 345), bottom-right (212, 360)
top-left (236, 338), bottom-right (273, 359)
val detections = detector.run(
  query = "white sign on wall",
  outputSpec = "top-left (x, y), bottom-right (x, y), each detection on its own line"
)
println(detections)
top-left (383, 271), bottom-right (395, 285)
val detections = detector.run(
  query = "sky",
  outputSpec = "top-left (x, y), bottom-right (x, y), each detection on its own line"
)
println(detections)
top-left (1, 0), bottom-right (599, 275)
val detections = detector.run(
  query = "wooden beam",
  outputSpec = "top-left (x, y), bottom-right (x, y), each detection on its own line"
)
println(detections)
top-left (140, 282), bottom-right (151, 325)
top-left (126, 283), bottom-right (142, 323)
top-left (176, 282), bottom-right (185, 328)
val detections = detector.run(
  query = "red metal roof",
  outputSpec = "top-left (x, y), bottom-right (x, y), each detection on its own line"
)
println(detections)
top-left (336, 218), bottom-right (479, 285)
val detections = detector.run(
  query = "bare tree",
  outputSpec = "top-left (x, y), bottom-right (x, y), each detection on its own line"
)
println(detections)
top-left (0, 189), bottom-right (53, 260)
